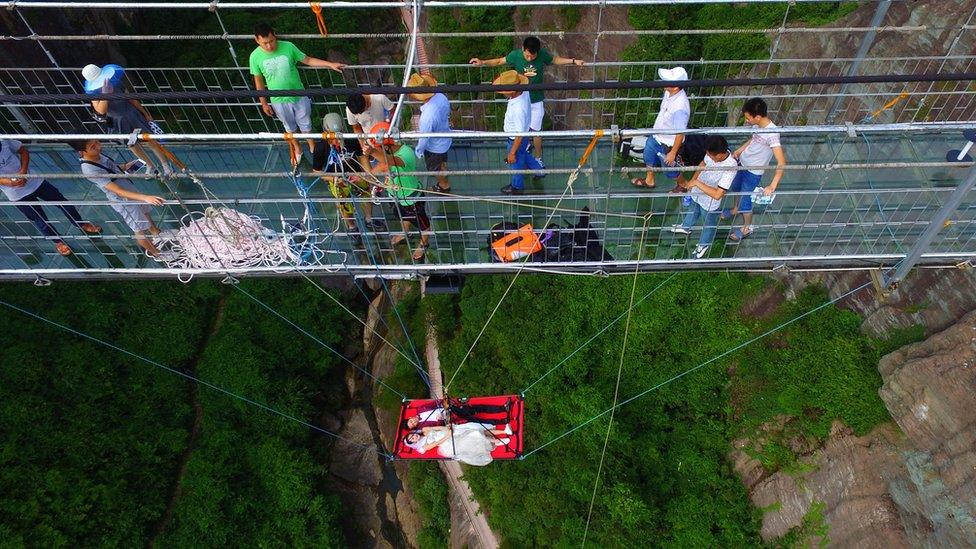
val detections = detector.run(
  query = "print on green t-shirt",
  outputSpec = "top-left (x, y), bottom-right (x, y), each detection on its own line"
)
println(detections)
top-left (249, 41), bottom-right (306, 104)
top-left (390, 145), bottom-right (422, 206)
top-left (505, 48), bottom-right (554, 103)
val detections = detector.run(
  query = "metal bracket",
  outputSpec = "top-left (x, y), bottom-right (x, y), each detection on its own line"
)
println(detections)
top-left (33, 275), bottom-right (51, 287)
top-left (220, 275), bottom-right (240, 285)
top-left (955, 259), bottom-right (975, 270)
top-left (844, 121), bottom-right (857, 139)
top-left (869, 268), bottom-right (893, 299)
top-left (772, 263), bottom-right (791, 273)
top-left (609, 124), bottom-right (621, 144)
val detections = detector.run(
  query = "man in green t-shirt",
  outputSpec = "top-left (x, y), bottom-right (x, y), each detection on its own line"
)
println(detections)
top-left (249, 22), bottom-right (345, 160)
top-left (470, 36), bottom-right (585, 168)
top-left (365, 123), bottom-right (430, 261)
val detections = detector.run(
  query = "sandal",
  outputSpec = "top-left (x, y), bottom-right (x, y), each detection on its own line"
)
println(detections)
top-left (79, 222), bottom-right (102, 234)
top-left (630, 177), bottom-right (655, 188)
top-left (391, 234), bottom-right (407, 246)
top-left (412, 242), bottom-right (428, 261)
top-left (429, 184), bottom-right (452, 193)
top-left (729, 227), bottom-right (752, 242)
top-left (55, 241), bottom-right (73, 256)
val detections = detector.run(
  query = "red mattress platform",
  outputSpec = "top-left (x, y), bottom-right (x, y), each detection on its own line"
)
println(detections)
top-left (393, 394), bottom-right (524, 460)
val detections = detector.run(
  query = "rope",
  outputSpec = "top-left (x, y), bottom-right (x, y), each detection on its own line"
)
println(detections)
top-left (444, 132), bottom-right (604, 392)
top-left (521, 278), bottom-right (876, 459)
top-left (0, 25), bottom-right (936, 41)
top-left (310, 2), bottom-right (328, 36)
top-left (8, 71), bottom-right (976, 103)
top-left (581, 213), bottom-right (650, 547)
top-left (521, 273), bottom-right (676, 394)
top-left (0, 296), bottom-right (393, 458)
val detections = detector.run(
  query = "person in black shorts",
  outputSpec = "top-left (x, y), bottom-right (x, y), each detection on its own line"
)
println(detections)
top-left (312, 113), bottom-right (386, 238)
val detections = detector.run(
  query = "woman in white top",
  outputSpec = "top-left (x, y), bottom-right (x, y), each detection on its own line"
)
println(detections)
top-left (403, 423), bottom-right (512, 466)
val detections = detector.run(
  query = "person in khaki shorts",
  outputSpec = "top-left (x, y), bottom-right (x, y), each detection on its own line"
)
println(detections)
top-left (406, 73), bottom-right (453, 192)
top-left (249, 22), bottom-right (345, 162)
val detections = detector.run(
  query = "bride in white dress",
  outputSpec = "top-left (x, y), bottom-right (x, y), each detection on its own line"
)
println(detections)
top-left (403, 423), bottom-right (512, 466)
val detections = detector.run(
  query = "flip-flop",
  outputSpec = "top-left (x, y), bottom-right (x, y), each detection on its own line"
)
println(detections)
top-left (631, 177), bottom-right (655, 188)
top-left (391, 234), bottom-right (407, 246)
top-left (719, 208), bottom-right (734, 221)
top-left (729, 227), bottom-right (752, 242)
top-left (412, 243), bottom-right (428, 261)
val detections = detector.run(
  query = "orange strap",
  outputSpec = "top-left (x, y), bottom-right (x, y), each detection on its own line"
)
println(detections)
top-left (577, 130), bottom-right (604, 167)
top-left (871, 92), bottom-right (909, 118)
top-left (310, 2), bottom-right (328, 37)
top-left (283, 132), bottom-right (301, 170)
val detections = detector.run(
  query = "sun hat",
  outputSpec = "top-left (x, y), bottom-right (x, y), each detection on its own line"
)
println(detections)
top-left (657, 67), bottom-right (689, 83)
top-left (406, 73), bottom-right (438, 101)
top-left (82, 64), bottom-right (125, 94)
top-left (368, 121), bottom-right (396, 148)
top-left (323, 112), bottom-right (345, 133)
top-left (492, 69), bottom-right (529, 90)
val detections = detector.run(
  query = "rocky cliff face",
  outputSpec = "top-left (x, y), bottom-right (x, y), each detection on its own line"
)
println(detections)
top-left (732, 309), bottom-right (976, 547)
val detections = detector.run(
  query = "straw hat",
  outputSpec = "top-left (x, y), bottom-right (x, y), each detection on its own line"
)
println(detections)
top-left (406, 73), bottom-right (438, 101)
top-left (657, 67), bottom-right (689, 83)
top-left (492, 70), bottom-right (529, 93)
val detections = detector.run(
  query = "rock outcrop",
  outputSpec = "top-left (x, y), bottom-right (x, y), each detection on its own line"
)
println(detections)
top-left (732, 309), bottom-right (976, 547)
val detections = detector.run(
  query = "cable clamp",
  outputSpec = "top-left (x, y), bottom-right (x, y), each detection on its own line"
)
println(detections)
top-left (844, 121), bottom-right (857, 139)
top-left (609, 124), bottom-right (621, 144)
top-left (33, 275), bottom-right (51, 287)
top-left (955, 259), bottom-right (975, 270)
top-left (208, 0), bottom-right (218, 12)
top-left (126, 128), bottom-right (141, 147)
top-left (220, 275), bottom-right (240, 285)
top-left (772, 263), bottom-right (791, 273)
top-left (6, 1), bottom-right (17, 12)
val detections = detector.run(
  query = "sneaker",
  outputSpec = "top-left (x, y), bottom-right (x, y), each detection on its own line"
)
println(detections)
top-left (152, 250), bottom-right (180, 263)
top-left (692, 244), bottom-right (709, 259)
top-left (534, 158), bottom-right (546, 179)
top-left (370, 186), bottom-right (382, 205)
top-left (668, 224), bottom-right (691, 235)
top-left (500, 184), bottom-right (522, 195)
top-left (351, 233), bottom-right (363, 247)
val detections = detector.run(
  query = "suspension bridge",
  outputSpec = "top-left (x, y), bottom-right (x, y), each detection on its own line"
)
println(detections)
top-left (0, 0), bottom-right (973, 286)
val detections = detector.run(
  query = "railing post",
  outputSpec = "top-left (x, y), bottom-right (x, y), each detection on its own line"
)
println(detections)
top-left (825, 0), bottom-right (892, 123)
top-left (884, 163), bottom-right (976, 288)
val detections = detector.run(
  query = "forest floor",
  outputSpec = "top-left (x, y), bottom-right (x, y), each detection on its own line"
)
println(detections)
top-left (147, 293), bottom-right (227, 548)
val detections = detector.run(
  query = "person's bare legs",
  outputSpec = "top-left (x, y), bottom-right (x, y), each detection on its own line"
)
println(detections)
top-left (392, 220), bottom-right (413, 245)
top-left (532, 135), bottom-right (543, 161)
top-left (436, 161), bottom-right (450, 191)
top-left (144, 141), bottom-right (174, 175)
top-left (305, 139), bottom-right (316, 159)
top-left (135, 230), bottom-right (163, 256)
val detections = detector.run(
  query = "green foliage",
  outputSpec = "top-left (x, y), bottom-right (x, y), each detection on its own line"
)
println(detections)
top-left (558, 7), bottom-right (583, 31)
top-left (419, 272), bottom-right (895, 546)
top-left (427, 7), bottom-right (516, 66)
top-left (776, 500), bottom-right (830, 548)
top-left (409, 462), bottom-right (451, 548)
top-left (0, 279), bottom-right (355, 546)
top-left (0, 281), bottom-right (214, 546)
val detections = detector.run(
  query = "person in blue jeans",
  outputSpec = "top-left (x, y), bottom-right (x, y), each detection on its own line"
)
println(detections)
top-left (724, 97), bottom-right (786, 241)
top-left (633, 67), bottom-right (691, 191)
top-left (668, 135), bottom-right (737, 259)
top-left (494, 70), bottom-right (543, 195)
top-left (0, 139), bottom-right (101, 256)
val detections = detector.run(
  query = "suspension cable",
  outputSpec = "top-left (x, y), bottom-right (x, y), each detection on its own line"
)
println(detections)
top-left (0, 296), bottom-right (393, 458)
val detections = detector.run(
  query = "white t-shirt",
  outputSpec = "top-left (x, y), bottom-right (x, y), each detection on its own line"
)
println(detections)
top-left (691, 153), bottom-right (737, 212)
top-left (345, 94), bottom-right (394, 132)
top-left (652, 90), bottom-right (691, 147)
top-left (739, 122), bottom-right (781, 175)
top-left (0, 140), bottom-right (43, 201)
top-left (415, 407), bottom-right (445, 424)
top-left (503, 92), bottom-right (532, 134)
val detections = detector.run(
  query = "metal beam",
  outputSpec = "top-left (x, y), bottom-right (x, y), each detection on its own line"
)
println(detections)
top-left (826, 0), bottom-right (892, 122)
top-left (884, 163), bottom-right (976, 288)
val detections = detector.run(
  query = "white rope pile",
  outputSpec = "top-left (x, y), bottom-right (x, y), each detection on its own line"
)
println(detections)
top-left (161, 207), bottom-right (297, 272)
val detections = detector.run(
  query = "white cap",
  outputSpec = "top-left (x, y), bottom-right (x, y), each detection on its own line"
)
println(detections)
top-left (658, 67), bottom-right (689, 82)
top-left (82, 64), bottom-right (101, 82)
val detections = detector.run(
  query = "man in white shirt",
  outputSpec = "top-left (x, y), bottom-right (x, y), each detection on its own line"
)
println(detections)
top-left (668, 135), bottom-right (737, 259)
top-left (346, 93), bottom-right (395, 151)
top-left (634, 67), bottom-right (691, 191)
top-left (0, 139), bottom-right (101, 256)
top-left (725, 97), bottom-right (787, 241)
top-left (494, 70), bottom-right (543, 195)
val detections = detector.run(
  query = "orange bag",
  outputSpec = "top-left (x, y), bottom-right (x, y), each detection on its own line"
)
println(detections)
top-left (491, 224), bottom-right (542, 262)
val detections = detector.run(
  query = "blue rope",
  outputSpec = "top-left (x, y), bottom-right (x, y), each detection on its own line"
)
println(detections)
top-left (233, 285), bottom-right (407, 399)
top-left (0, 296), bottom-right (392, 459)
top-left (521, 279), bottom-right (876, 459)
top-left (522, 273), bottom-right (676, 394)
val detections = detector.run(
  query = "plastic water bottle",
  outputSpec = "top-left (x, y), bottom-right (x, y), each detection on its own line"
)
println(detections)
top-left (681, 195), bottom-right (692, 209)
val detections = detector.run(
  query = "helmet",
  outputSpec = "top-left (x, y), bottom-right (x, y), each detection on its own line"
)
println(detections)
top-left (323, 112), bottom-right (345, 133)
top-left (368, 121), bottom-right (396, 148)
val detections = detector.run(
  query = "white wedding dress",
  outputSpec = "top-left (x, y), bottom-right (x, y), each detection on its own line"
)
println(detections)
top-left (436, 423), bottom-right (497, 466)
